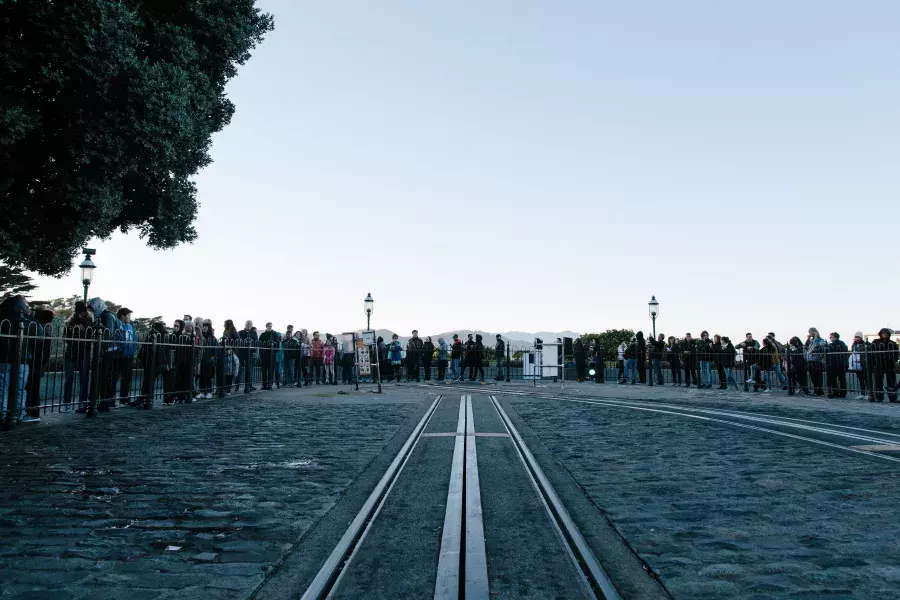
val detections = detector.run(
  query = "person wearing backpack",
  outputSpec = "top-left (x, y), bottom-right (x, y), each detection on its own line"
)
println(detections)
top-left (87, 298), bottom-right (122, 412)
top-left (117, 308), bottom-right (137, 405)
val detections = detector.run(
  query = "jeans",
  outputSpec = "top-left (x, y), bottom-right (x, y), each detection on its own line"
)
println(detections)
top-left (449, 359), bottom-right (460, 380)
top-left (624, 358), bottom-right (637, 382)
top-left (495, 359), bottom-right (505, 380)
top-left (283, 357), bottom-right (295, 384)
top-left (64, 356), bottom-right (91, 406)
top-left (773, 362), bottom-right (787, 387)
top-left (700, 361), bottom-right (712, 387)
top-left (651, 359), bottom-right (664, 384)
top-left (0, 363), bottom-right (30, 421)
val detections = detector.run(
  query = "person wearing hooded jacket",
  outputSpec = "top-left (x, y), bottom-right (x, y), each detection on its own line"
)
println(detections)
top-left (635, 331), bottom-right (647, 384)
top-left (421, 336), bottom-right (435, 381)
top-left (786, 336), bottom-right (810, 396)
top-left (65, 301), bottom-right (94, 411)
top-left (849, 332), bottom-right (870, 400)
top-left (87, 297), bottom-right (122, 411)
top-left (495, 334), bottom-right (506, 381)
top-left (804, 327), bottom-right (827, 396)
top-left (869, 328), bottom-right (898, 403)
top-left (682, 333), bottom-right (699, 388)
top-left (437, 337), bottom-right (449, 381)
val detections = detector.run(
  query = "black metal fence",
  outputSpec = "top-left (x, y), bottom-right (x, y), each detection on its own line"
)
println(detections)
top-left (3, 324), bottom-right (898, 429)
top-left (0, 319), bottom-right (355, 427)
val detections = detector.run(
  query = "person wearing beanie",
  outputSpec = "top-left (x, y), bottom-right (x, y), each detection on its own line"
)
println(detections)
top-left (849, 332), bottom-right (870, 400)
top-left (697, 331), bottom-right (713, 389)
top-left (826, 332), bottom-right (849, 398)
top-left (870, 328), bottom-right (898, 402)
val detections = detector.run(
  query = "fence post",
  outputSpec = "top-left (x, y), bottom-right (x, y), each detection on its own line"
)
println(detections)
top-left (146, 333), bottom-right (157, 408)
top-left (506, 343), bottom-right (510, 383)
top-left (2, 313), bottom-right (25, 430)
top-left (88, 328), bottom-right (103, 417)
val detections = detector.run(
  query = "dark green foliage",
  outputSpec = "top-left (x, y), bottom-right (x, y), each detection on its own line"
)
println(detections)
top-left (0, 1), bottom-right (273, 275)
top-left (580, 329), bottom-right (635, 361)
top-left (0, 262), bottom-right (36, 300)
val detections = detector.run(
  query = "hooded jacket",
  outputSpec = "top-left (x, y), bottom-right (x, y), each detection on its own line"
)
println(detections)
top-left (437, 338), bottom-right (449, 361)
top-left (388, 340), bottom-right (403, 362)
top-left (450, 338), bottom-right (462, 360)
top-left (473, 334), bottom-right (485, 363)
top-left (805, 331), bottom-right (827, 363)
top-left (826, 337), bottom-right (848, 371)
top-left (870, 329), bottom-right (899, 369)
top-left (635, 332), bottom-right (646, 361)
top-left (495, 337), bottom-right (506, 357)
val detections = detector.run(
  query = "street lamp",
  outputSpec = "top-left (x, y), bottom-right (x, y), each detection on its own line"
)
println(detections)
top-left (364, 293), bottom-right (374, 330)
top-left (78, 249), bottom-right (96, 303)
top-left (364, 293), bottom-right (381, 393)
top-left (648, 295), bottom-right (659, 339)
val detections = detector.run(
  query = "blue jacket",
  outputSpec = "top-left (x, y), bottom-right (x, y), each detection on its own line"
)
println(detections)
top-left (437, 338), bottom-right (449, 361)
top-left (120, 323), bottom-right (137, 359)
top-left (388, 341), bottom-right (403, 362)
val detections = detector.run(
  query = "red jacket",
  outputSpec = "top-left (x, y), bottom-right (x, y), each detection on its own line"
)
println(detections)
top-left (310, 339), bottom-right (325, 360)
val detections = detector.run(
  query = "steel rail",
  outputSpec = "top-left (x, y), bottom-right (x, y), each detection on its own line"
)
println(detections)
top-left (300, 395), bottom-right (443, 600)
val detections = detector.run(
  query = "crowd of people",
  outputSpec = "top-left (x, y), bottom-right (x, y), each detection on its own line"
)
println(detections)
top-left (0, 295), bottom-right (359, 423)
top-left (376, 331), bottom-right (507, 383)
top-left (571, 328), bottom-right (898, 402)
top-left (2, 291), bottom-right (898, 427)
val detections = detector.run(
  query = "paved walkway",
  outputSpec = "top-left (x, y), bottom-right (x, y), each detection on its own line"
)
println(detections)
top-left (0, 387), bottom-right (424, 600)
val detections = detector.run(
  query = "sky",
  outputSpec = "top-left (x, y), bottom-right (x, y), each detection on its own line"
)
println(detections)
top-left (27, 0), bottom-right (900, 340)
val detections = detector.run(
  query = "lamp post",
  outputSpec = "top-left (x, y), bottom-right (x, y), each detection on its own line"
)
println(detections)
top-left (364, 293), bottom-right (374, 331)
top-left (364, 293), bottom-right (380, 393)
top-left (648, 295), bottom-right (659, 340)
top-left (78, 249), bottom-right (97, 303)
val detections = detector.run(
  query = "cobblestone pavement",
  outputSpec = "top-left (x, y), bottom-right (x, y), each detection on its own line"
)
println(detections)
top-left (0, 387), bottom-right (424, 600)
top-left (506, 390), bottom-right (900, 600)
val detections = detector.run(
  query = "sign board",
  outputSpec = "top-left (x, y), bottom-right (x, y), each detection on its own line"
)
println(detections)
top-left (361, 330), bottom-right (376, 346)
top-left (357, 343), bottom-right (371, 375)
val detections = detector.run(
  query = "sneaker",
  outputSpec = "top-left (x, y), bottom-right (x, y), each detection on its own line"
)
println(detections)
top-left (746, 378), bottom-right (755, 384)
top-left (19, 415), bottom-right (41, 423)
top-left (204, 393), bottom-right (212, 399)
top-left (195, 393), bottom-right (204, 400)
top-left (762, 389), bottom-right (771, 394)
top-left (855, 395), bottom-right (868, 401)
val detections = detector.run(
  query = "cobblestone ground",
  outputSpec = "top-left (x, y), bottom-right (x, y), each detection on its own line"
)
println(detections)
top-left (0, 388), bottom-right (422, 600)
top-left (509, 394), bottom-right (900, 600)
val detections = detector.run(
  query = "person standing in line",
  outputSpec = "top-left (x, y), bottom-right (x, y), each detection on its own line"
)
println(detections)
top-left (869, 328), bottom-right (898, 403)
top-left (422, 336), bottom-right (435, 381)
top-left (635, 332), bottom-right (647, 384)
top-left (220, 320), bottom-right (240, 397)
top-left (116, 308), bottom-right (136, 405)
top-left (171, 320), bottom-right (194, 404)
top-left (849, 332), bottom-right (870, 400)
top-left (765, 333), bottom-right (789, 389)
top-left (323, 338), bottom-right (336, 384)
top-left (649, 334), bottom-right (665, 385)
top-left (616, 340), bottom-right (627, 383)
top-left (573, 338), bottom-right (587, 382)
top-left (198, 320), bottom-right (218, 398)
top-left (786, 336), bottom-right (810, 396)
top-left (299, 330), bottom-right (311, 386)
top-left (23, 308), bottom-right (53, 421)
top-left (754, 338), bottom-right (774, 393)
top-left (682, 332), bottom-right (699, 388)
top-left (65, 301), bottom-right (94, 412)
top-left (495, 334), bottom-right (506, 381)
top-left (282, 325), bottom-right (296, 387)
top-left (309, 331), bottom-right (325, 384)
top-left (623, 337), bottom-right (637, 384)
top-left (826, 332), bottom-right (849, 399)
top-left (377, 336), bottom-right (388, 382)
top-left (736, 333), bottom-right (759, 389)
top-left (804, 327), bottom-right (827, 396)
top-left (388, 334), bottom-right (404, 384)
top-left (138, 321), bottom-right (170, 407)
top-left (667, 336), bottom-right (682, 386)
top-left (470, 334), bottom-right (486, 382)
top-left (406, 330), bottom-right (423, 382)
top-left (716, 335), bottom-right (740, 390)
top-left (258, 322), bottom-right (277, 390)
top-left (238, 320), bottom-right (257, 393)
top-left (449, 334), bottom-right (462, 381)
top-left (437, 337), bottom-right (449, 381)
top-left (461, 334), bottom-right (475, 381)
top-left (696, 331), bottom-right (713, 389)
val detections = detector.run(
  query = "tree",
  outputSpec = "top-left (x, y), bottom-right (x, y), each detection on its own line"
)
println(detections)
top-left (581, 329), bottom-right (635, 361)
top-left (132, 316), bottom-right (163, 336)
top-left (0, 1), bottom-right (274, 276)
top-left (0, 263), bottom-right (36, 300)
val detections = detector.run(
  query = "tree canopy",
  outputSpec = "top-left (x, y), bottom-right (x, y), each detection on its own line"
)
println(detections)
top-left (0, 263), bottom-right (36, 300)
top-left (0, 1), bottom-right (273, 276)
top-left (581, 329), bottom-right (636, 361)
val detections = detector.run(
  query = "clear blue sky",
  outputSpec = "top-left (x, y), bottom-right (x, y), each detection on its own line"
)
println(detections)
top-left (30, 0), bottom-right (900, 340)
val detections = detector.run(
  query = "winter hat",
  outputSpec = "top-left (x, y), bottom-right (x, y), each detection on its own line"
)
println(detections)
top-left (74, 300), bottom-right (87, 314)
top-left (854, 331), bottom-right (864, 339)
top-left (452, 334), bottom-right (458, 340)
